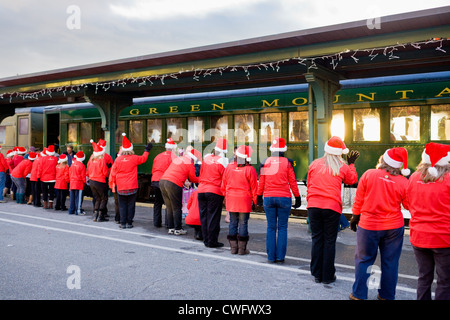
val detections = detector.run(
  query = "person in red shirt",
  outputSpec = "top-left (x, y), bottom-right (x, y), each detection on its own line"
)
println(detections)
top-left (160, 146), bottom-right (200, 235)
top-left (0, 145), bottom-right (8, 203)
top-left (306, 136), bottom-right (359, 284)
top-left (87, 141), bottom-right (110, 222)
top-left (185, 189), bottom-right (202, 240)
top-left (94, 139), bottom-right (113, 219)
top-left (151, 138), bottom-right (177, 228)
top-left (222, 145), bottom-right (257, 255)
top-left (257, 137), bottom-right (301, 263)
top-left (11, 152), bottom-right (35, 204)
top-left (69, 151), bottom-right (87, 215)
top-left (406, 142), bottom-right (450, 300)
top-left (55, 154), bottom-right (70, 211)
top-left (198, 138), bottom-right (228, 248)
top-left (38, 145), bottom-right (58, 209)
top-left (349, 147), bottom-right (410, 300)
top-left (109, 134), bottom-right (152, 229)
top-left (10, 146), bottom-right (26, 201)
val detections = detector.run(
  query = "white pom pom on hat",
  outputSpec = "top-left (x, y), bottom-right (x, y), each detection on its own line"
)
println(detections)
top-left (383, 147), bottom-right (410, 176)
top-left (324, 136), bottom-right (349, 156)
top-left (421, 142), bottom-right (450, 177)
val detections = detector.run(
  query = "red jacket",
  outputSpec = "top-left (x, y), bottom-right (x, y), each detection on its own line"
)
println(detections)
top-left (55, 164), bottom-right (70, 190)
top-left (407, 171), bottom-right (450, 248)
top-left (306, 157), bottom-right (358, 214)
top-left (221, 163), bottom-right (257, 213)
top-left (160, 155), bottom-right (199, 188)
top-left (109, 152), bottom-right (149, 192)
top-left (69, 159), bottom-right (86, 190)
top-left (0, 153), bottom-right (8, 173)
top-left (185, 190), bottom-right (200, 226)
top-left (151, 151), bottom-right (176, 182)
top-left (11, 159), bottom-right (33, 179)
top-left (38, 155), bottom-right (58, 182)
top-left (352, 169), bottom-right (409, 231)
top-left (197, 154), bottom-right (227, 196)
top-left (30, 156), bottom-right (42, 182)
top-left (11, 154), bottom-right (24, 171)
top-left (257, 156), bottom-right (300, 198)
top-left (87, 157), bottom-right (109, 183)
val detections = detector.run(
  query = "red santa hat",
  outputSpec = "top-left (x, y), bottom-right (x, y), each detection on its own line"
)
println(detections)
top-left (383, 147), bottom-right (410, 176)
top-left (74, 151), bottom-right (85, 162)
top-left (214, 138), bottom-right (228, 154)
top-left (41, 148), bottom-right (47, 157)
top-left (6, 150), bottom-right (13, 158)
top-left (121, 133), bottom-right (133, 152)
top-left (28, 152), bottom-right (37, 161)
top-left (235, 145), bottom-right (253, 162)
top-left (17, 146), bottom-right (27, 155)
top-left (185, 146), bottom-right (202, 162)
top-left (269, 137), bottom-right (287, 152)
top-left (165, 138), bottom-right (177, 149)
top-left (97, 139), bottom-right (107, 149)
top-left (90, 139), bottom-right (104, 157)
top-left (324, 136), bottom-right (349, 156)
top-left (58, 154), bottom-right (68, 163)
top-left (421, 142), bottom-right (450, 177)
top-left (46, 145), bottom-right (55, 156)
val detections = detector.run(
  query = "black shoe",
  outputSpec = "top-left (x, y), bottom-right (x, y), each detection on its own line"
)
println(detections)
top-left (322, 275), bottom-right (337, 284)
top-left (126, 224), bottom-right (133, 229)
top-left (119, 224), bottom-right (126, 229)
top-left (206, 242), bottom-right (224, 248)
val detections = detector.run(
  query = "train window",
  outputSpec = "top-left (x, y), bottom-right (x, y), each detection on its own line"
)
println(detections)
top-left (94, 122), bottom-right (104, 141)
top-left (147, 119), bottom-right (162, 143)
top-left (431, 105), bottom-right (450, 141)
top-left (166, 118), bottom-right (183, 143)
top-left (115, 121), bottom-right (126, 144)
top-left (188, 117), bottom-right (204, 143)
top-left (0, 126), bottom-right (5, 144)
top-left (289, 111), bottom-right (309, 142)
top-left (67, 123), bottom-right (77, 143)
top-left (80, 122), bottom-right (92, 144)
top-left (234, 114), bottom-right (254, 143)
top-left (210, 116), bottom-right (228, 142)
top-left (353, 108), bottom-right (380, 141)
top-left (390, 106), bottom-right (420, 141)
top-left (331, 110), bottom-right (345, 140)
top-left (19, 117), bottom-right (29, 135)
top-left (260, 113), bottom-right (282, 144)
top-left (129, 120), bottom-right (144, 144)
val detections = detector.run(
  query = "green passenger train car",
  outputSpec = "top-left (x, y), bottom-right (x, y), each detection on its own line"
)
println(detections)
top-left (44, 71), bottom-right (450, 201)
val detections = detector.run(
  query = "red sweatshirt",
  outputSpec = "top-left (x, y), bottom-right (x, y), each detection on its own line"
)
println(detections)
top-left (221, 163), bottom-right (257, 213)
top-left (11, 159), bottom-right (32, 179)
top-left (185, 190), bottom-right (200, 226)
top-left (38, 155), bottom-right (58, 182)
top-left (30, 156), bottom-right (42, 182)
top-left (0, 153), bottom-right (8, 173)
top-left (55, 164), bottom-right (70, 190)
top-left (11, 154), bottom-right (24, 171)
top-left (109, 152), bottom-right (149, 192)
top-left (197, 154), bottom-right (227, 196)
top-left (306, 157), bottom-right (358, 214)
top-left (257, 156), bottom-right (300, 198)
top-left (151, 151), bottom-right (176, 182)
top-left (160, 155), bottom-right (199, 188)
top-left (69, 159), bottom-right (86, 190)
top-left (87, 157), bottom-right (109, 183)
top-left (352, 169), bottom-right (408, 231)
top-left (407, 171), bottom-right (450, 248)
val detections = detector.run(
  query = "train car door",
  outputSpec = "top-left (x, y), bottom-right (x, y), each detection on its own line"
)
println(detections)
top-left (45, 113), bottom-right (60, 153)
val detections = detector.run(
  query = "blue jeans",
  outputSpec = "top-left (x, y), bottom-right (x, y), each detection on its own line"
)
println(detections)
top-left (0, 171), bottom-right (5, 201)
top-left (69, 189), bottom-right (83, 215)
top-left (264, 197), bottom-right (292, 262)
top-left (229, 212), bottom-right (249, 237)
top-left (352, 226), bottom-right (404, 300)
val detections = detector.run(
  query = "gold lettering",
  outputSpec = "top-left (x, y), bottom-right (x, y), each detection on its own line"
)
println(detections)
top-left (149, 107), bottom-right (158, 114)
top-left (190, 104), bottom-right (200, 112)
top-left (262, 99), bottom-right (279, 108)
top-left (396, 90), bottom-right (414, 99)
top-left (356, 92), bottom-right (376, 102)
top-left (129, 108), bottom-right (139, 115)
top-left (292, 97), bottom-right (307, 106)
top-left (169, 106), bottom-right (179, 113)
top-left (436, 87), bottom-right (450, 97)
top-left (212, 103), bottom-right (225, 110)
top-left (334, 95), bottom-right (340, 103)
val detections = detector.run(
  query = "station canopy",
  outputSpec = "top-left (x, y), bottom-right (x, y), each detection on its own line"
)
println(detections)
top-left (0, 6), bottom-right (449, 109)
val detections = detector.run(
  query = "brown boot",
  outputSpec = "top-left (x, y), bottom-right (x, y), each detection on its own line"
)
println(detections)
top-left (43, 201), bottom-right (48, 209)
top-left (27, 195), bottom-right (33, 205)
top-left (237, 235), bottom-right (250, 255)
top-left (227, 235), bottom-right (238, 254)
top-left (48, 201), bottom-right (53, 209)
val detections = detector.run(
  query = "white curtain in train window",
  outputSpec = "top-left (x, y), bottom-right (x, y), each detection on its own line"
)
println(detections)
top-left (210, 116), bottom-right (228, 142)
top-left (353, 108), bottom-right (380, 141)
top-left (331, 110), bottom-right (345, 141)
top-left (260, 113), bottom-right (281, 143)
top-left (129, 120), bottom-right (144, 143)
top-left (289, 111), bottom-right (309, 142)
top-left (68, 123), bottom-right (77, 143)
top-left (0, 126), bottom-right (6, 144)
top-left (188, 117), bottom-right (204, 143)
top-left (147, 119), bottom-right (162, 143)
top-left (431, 105), bottom-right (450, 141)
top-left (390, 107), bottom-right (420, 141)
top-left (234, 114), bottom-right (254, 143)
top-left (166, 118), bottom-right (184, 143)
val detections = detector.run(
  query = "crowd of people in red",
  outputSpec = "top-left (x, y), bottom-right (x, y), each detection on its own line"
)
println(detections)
top-left (0, 133), bottom-right (448, 300)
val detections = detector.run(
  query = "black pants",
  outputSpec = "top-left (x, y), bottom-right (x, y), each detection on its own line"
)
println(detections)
top-left (308, 207), bottom-right (341, 283)
top-left (55, 189), bottom-right (68, 210)
top-left (151, 181), bottom-right (165, 227)
top-left (89, 180), bottom-right (108, 212)
top-left (198, 192), bottom-right (224, 246)
top-left (118, 192), bottom-right (138, 226)
top-left (31, 180), bottom-right (41, 206)
top-left (41, 181), bottom-right (55, 202)
top-left (160, 179), bottom-right (183, 230)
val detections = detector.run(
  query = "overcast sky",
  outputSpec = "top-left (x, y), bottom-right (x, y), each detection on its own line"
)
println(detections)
top-left (0, 0), bottom-right (448, 79)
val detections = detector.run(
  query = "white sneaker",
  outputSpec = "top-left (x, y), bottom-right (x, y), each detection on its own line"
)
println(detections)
top-left (174, 229), bottom-right (187, 236)
top-left (168, 228), bottom-right (175, 235)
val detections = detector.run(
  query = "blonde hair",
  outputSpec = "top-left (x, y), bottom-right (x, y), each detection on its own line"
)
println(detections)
top-left (121, 150), bottom-right (135, 156)
top-left (376, 155), bottom-right (401, 176)
top-left (416, 162), bottom-right (449, 183)
top-left (320, 152), bottom-right (344, 176)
